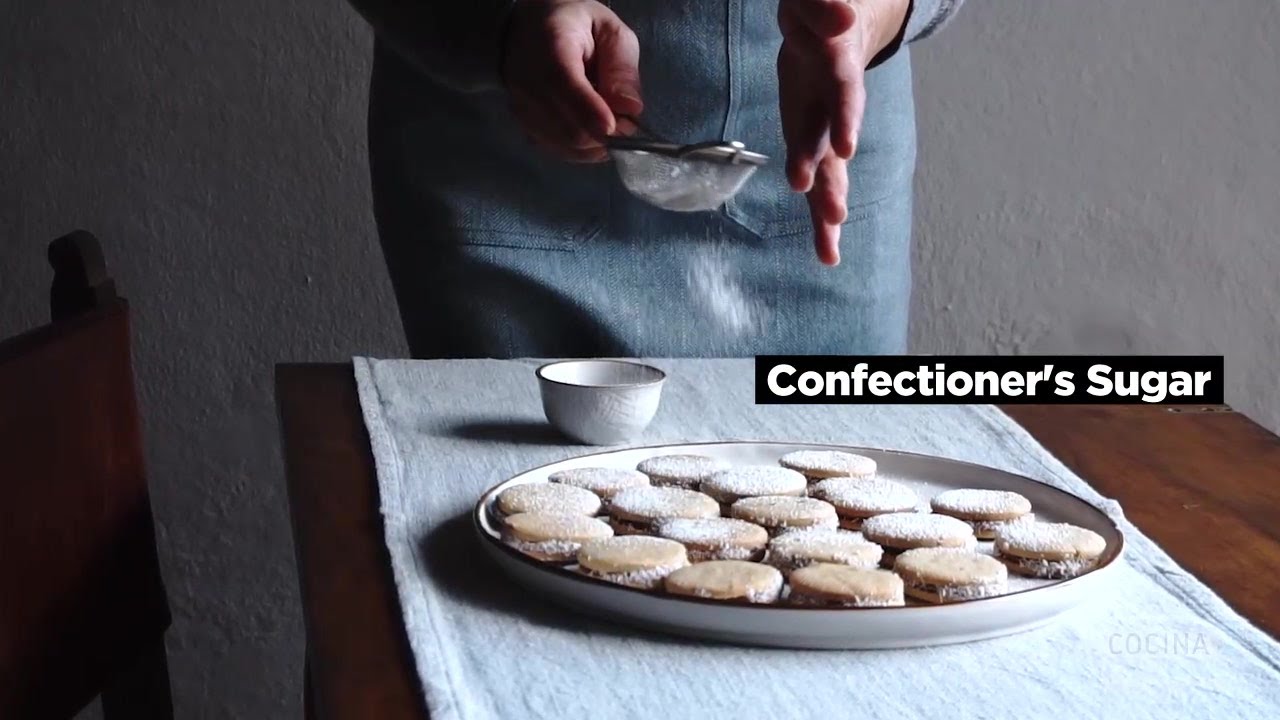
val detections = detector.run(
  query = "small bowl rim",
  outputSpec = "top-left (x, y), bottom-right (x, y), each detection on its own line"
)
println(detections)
top-left (535, 359), bottom-right (668, 390)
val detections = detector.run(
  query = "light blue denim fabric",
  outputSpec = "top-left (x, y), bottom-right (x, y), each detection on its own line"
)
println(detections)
top-left (368, 0), bottom-right (922, 359)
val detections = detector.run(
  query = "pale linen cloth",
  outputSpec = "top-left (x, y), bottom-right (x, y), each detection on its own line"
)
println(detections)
top-left (354, 358), bottom-right (1280, 720)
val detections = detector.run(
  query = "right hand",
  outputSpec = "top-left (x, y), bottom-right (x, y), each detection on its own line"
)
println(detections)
top-left (501, 0), bottom-right (643, 163)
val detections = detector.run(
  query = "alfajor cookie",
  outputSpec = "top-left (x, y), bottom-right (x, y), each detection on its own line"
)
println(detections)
top-left (994, 522), bottom-right (1107, 579)
top-left (496, 482), bottom-right (602, 518)
top-left (700, 465), bottom-right (808, 508)
top-left (778, 450), bottom-right (877, 481)
top-left (787, 564), bottom-right (905, 607)
top-left (860, 512), bottom-right (976, 567)
top-left (607, 485), bottom-right (720, 535)
top-left (653, 517), bottom-right (769, 562)
top-left (548, 466), bottom-right (650, 500)
top-left (730, 496), bottom-right (838, 536)
top-left (811, 477), bottom-right (919, 530)
top-left (636, 454), bottom-right (727, 489)
top-left (663, 560), bottom-right (784, 604)
top-left (930, 488), bottom-right (1033, 539)
top-left (501, 512), bottom-right (613, 563)
top-left (577, 536), bottom-right (689, 589)
top-left (894, 547), bottom-right (1008, 604)
top-left (765, 528), bottom-right (883, 575)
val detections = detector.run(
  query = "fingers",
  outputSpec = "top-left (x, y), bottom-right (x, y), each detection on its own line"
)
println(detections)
top-left (549, 37), bottom-right (617, 139)
top-left (813, 152), bottom-right (849, 225)
top-left (503, 3), bottom-right (643, 163)
top-left (780, 90), bottom-right (828, 192)
top-left (510, 94), bottom-right (609, 163)
top-left (807, 152), bottom-right (849, 266)
top-left (779, 45), bottom-right (831, 193)
top-left (782, 96), bottom-right (830, 193)
top-left (828, 56), bottom-right (865, 160)
top-left (781, 0), bottom-right (857, 39)
top-left (593, 21), bottom-right (644, 117)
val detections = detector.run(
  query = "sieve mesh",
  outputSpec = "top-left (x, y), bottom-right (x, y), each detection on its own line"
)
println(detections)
top-left (609, 149), bottom-right (760, 213)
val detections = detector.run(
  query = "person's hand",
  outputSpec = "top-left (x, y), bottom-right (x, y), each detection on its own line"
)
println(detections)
top-left (778, 0), bottom-right (909, 265)
top-left (501, 0), bottom-right (643, 163)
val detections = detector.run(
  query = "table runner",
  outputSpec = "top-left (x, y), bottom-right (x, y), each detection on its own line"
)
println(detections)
top-left (354, 358), bottom-right (1280, 720)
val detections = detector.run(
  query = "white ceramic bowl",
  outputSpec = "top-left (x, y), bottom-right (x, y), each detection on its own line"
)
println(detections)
top-left (536, 360), bottom-right (667, 445)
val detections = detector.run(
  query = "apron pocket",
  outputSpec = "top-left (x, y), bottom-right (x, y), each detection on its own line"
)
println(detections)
top-left (397, 125), bottom-right (611, 251)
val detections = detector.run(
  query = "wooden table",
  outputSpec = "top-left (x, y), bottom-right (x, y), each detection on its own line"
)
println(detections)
top-left (276, 362), bottom-right (1280, 720)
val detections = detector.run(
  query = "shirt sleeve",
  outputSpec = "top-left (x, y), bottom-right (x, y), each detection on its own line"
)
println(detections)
top-left (904, 0), bottom-right (965, 43)
top-left (346, 0), bottom-right (517, 93)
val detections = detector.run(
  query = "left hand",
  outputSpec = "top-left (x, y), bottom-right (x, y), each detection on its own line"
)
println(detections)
top-left (778, 0), bottom-right (909, 266)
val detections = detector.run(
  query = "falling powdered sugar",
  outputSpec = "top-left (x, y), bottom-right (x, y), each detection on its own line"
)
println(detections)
top-left (686, 240), bottom-right (770, 337)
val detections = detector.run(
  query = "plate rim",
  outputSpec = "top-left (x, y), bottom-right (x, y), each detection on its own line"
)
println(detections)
top-left (473, 438), bottom-right (1125, 613)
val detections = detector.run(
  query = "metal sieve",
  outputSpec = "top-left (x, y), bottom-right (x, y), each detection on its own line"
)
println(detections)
top-left (605, 116), bottom-right (769, 213)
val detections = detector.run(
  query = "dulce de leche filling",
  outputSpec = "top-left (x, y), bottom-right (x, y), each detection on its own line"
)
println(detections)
top-left (996, 550), bottom-right (1098, 578)
top-left (903, 578), bottom-right (1005, 602)
top-left (579, 561), bottom-right (685, 589)
top-left (788, 590), bottom-right (900, 608)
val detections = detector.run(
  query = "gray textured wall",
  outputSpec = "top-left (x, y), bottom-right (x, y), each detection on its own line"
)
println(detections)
top-left (1, 1), bottom-right (1275, 717)
top-left (913, 1), bottom-right (1279, 430)
top-left (2, 2), bottom-right (402, 717)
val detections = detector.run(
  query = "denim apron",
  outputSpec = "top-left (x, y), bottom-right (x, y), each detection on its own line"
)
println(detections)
top-left (369, 0), bottom-right (916, 359)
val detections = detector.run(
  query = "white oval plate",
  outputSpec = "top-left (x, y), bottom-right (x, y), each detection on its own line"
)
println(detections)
top-left (473, 441), bottom-right (1124, 650)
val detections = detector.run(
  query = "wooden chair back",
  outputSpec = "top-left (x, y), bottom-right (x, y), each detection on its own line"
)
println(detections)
top-left (0, 231), bottom-right (173, 719)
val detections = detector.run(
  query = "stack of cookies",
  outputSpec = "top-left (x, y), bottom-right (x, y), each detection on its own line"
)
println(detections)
top-left (491, 451), bottom-right (1109, 607)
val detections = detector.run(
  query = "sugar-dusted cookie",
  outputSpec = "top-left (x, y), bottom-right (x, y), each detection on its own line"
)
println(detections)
top-left (730, 496), bottom-right (839, 536)
top-left (778, 450), bottom-right (877, 481)
top-left (548, 466), bottom-right (650, 500)
top-left (496, 482), bottom-right (602, 518)
top-left (930, 488), bottom-right (1034, 539)
top-left (860, 512), bottom-right (976, 566)
top-left (653, 517), bottom-right (769, 562)
top-left (636, 454), bottom-right (728, 489)
top-left (607, 485), bottom-right (720, 535)
top-left (576, 536), bottom-right (689, 589)
top-left (501, 512), bottom-right (613, 563)
top-left (893, 547), bottom-right (1008, 604)
top-left (994, 522), bottom-right (1107, 579)
top-left (811, 477), bottom-right (918, 530)
top-left (787, 564), bottom-right (905, 607)
top-left (765, 528), bottom-right (883, 575)
top-left (700, 465), bottom-right (808, 506)
top-left (664, 560), bottom-right (784, 603)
